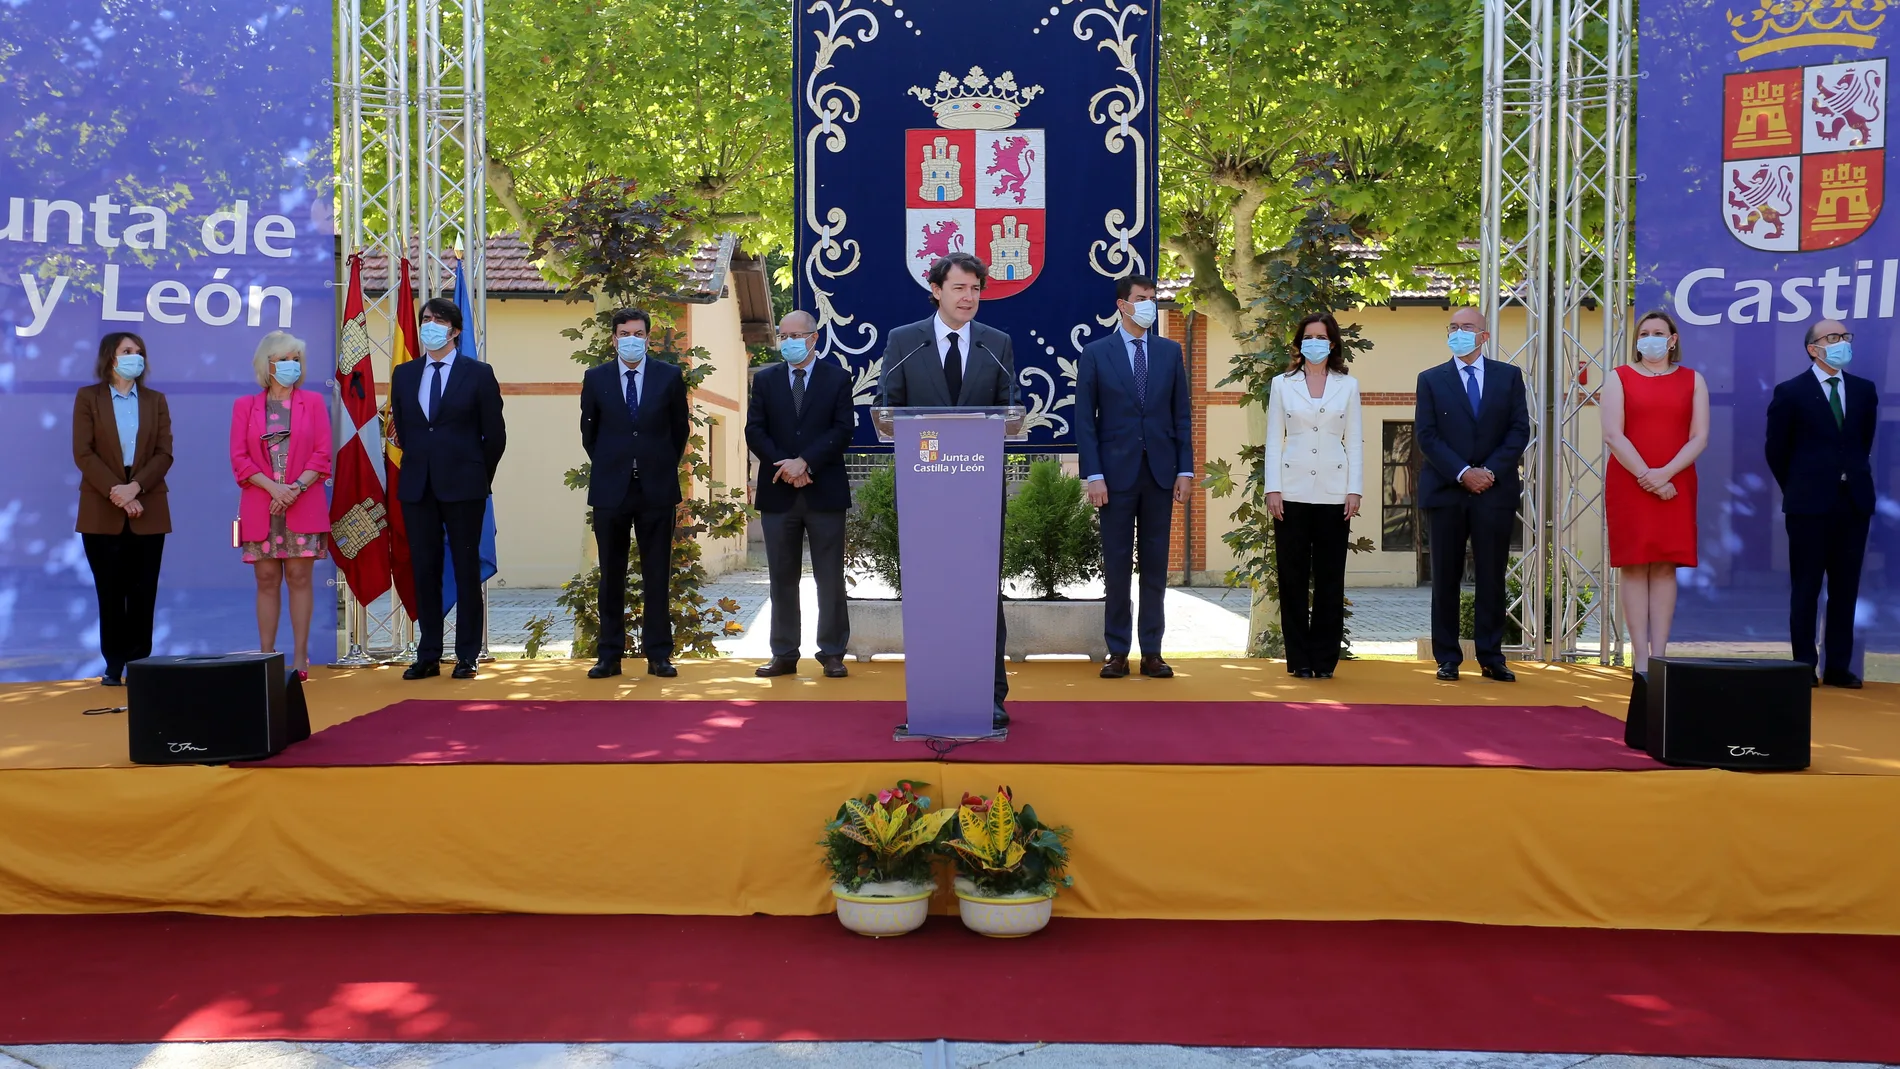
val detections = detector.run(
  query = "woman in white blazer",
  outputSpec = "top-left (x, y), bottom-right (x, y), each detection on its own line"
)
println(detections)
top-left (1264, 312), bottom-right (1364, 678)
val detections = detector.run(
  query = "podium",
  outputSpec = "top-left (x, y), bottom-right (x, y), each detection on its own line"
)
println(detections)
top-left (873, 405), bottom-right (1027, 740)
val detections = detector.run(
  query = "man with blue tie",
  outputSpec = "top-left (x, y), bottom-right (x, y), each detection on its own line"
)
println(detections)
top-left (1765, 318), bottom-right (1878, 689)
top-left (580, 309), bottom-right (691, 680)
top-left (1414, 305), bottom-right (1531, 682)
top-left (1074, 275), bottom-right (1193, 679)
top-left (388, 298), bottom-right (507, 680)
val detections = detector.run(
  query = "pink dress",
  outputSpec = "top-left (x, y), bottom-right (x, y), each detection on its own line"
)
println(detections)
top-left (240, 399), bottom-right (330, 563)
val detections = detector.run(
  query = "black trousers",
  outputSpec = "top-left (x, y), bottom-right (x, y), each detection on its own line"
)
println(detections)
top-left (1786, 492), bottom-right (1872, 674)
top-left (761, 496), bottom-right (849, 659)
top-left (1427, 499), bottom-right (1514, 668)
top-left (1101, 465), bottom-right (1173, 657)
top-left (1273, 500), bottom-right (1350, 673)
top-left (595, 476), bottom-right (675, 660)
top-left (82, 521), bottom-right (164, 675)
top-left (403, 494), bottom-right (486, 664)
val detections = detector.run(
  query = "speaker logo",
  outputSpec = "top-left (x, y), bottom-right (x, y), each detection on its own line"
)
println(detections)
top-left (168, 741), bottom-right (208, 753)
top-left (1727, 745), bottom-right (1771, 757)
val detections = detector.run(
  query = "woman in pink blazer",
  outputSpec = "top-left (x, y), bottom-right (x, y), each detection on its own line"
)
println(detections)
top-left (230, 331), bottom-right (333, 678)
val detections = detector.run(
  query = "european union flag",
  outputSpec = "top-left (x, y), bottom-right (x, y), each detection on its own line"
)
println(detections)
top-left (444, 259), bottom-right (499, 611)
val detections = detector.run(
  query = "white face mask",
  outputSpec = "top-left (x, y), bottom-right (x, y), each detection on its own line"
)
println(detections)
top-left (1127, 299), bottom-right (1158, 329)
top-left (1635, 336), bottom-right (1670, 361)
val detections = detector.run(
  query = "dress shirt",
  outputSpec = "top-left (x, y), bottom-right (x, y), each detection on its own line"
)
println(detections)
top-left (933, 314), bottom-right (971, 377)
top-left (621, 356), bottom-right (647, 408)
top-left (1451, 355), bottom-right (1484, 481)
top-left (417, 349), bottom-right (458, 420)
top-left (1810, 360), bottom-right (1850, 398)
top-left (1085, 326), bottom-right (1192, 484)
top-left (109, 381), bottom-right (139, 469)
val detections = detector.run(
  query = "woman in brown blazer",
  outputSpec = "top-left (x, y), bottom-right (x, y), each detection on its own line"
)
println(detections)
top-left (73, 332), bottom-right (173, 686)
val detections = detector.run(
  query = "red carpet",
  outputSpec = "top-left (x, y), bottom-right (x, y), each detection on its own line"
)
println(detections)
top-left (244, 699), bottom-right (1661, 770)
top-left (0, 913), bottom-right (1894, 1057)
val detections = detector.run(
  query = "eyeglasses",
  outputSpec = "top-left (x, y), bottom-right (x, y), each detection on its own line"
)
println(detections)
top-left (776, 331), bottom-right (816, 341)
top-left (1815, 332), bottom-right (1854, 345)
top-left (1446, 324), bottom-right (1484, 335)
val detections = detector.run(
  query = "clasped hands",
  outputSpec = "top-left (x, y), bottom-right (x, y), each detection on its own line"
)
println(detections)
top-left (772, 457), bottom-right (813, 488)
top-left (1459, 467), bottom-right (1497, 494)
top-left (266, 479), bottom-right (304, 516)
top-left (108, 481), bottom-right (143, 519)
top-left (1635, 467), bottom-right (1678, 501)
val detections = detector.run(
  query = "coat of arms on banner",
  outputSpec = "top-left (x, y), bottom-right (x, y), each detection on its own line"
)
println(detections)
top-left (1722, 58), bottom-right (1887, 251)
top-left (905, 67), bottom-right (1046, 299)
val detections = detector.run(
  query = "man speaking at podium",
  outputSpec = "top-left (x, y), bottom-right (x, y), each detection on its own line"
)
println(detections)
top-left (876, 252), bottom-right (1021, 730)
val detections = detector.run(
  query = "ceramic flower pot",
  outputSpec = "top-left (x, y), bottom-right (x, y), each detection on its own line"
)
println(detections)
top-left (831, 881), bottom-right (934, 937)
top-left (953, 878), bottom-right (1055, 938)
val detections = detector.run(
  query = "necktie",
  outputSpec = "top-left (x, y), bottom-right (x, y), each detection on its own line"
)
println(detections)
top-left (944, 332), bottom-right (964, 402)
top-left (625, 367), bottom-right (640, 417)
top-left (1132, 337), bottom-right (1148, 408)
top-left (1464, 363), bottom-right (1481, 416)
top-left (428, 360), bottom-right (446, 422)
top-left (1828, 376), bottom-right (1845, 429)
top-left (792, 367), bottom-right (807, 415)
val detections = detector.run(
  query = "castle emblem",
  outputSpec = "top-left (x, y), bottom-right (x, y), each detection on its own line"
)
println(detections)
top-left (1721, 58), bottom-right (1886, 251)
top-left (919, 431), bottom-right (939, 463)
top-left (903, 67), bottom-right (1046, 299)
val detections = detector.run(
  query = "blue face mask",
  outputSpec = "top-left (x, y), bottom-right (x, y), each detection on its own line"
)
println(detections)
top-left (418, 322), bottom-right (451, 352)
top-left (272, 360), bottom-right (303, 387)
top-left (779, 338), bottom-right (810, 362)
top-left (1448, 329), bottom-right (1479, 358)
top-left (1634, 336), bottom-right (1670, 361)
top-left (1823, 340), bottom-right (1854, 368)
top-left (1129, 300), bottom-right (1158, 329)
top-left (617, 335), bottom-right (647, 363)
top-left (1299, 338), bottom-right (1331, 363)
top-left (114, 353), bottom-right (145, 380)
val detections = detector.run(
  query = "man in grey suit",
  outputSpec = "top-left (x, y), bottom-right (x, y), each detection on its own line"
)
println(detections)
top-left (875, 251), bottom-right (1021, 729)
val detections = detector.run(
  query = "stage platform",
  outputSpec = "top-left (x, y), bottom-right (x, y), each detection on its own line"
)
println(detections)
top-left (1, 659), bottom-right (1898, 933)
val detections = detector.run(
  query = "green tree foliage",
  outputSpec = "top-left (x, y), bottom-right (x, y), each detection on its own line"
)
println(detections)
top-left (1159, 0), bottom-right (1482, 334)
top-left (1003, 461), bottom-right (1102, 600)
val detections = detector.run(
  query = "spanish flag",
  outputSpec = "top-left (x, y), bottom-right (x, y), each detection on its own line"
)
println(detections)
top-left (384, 256), bottom-right (421, 620)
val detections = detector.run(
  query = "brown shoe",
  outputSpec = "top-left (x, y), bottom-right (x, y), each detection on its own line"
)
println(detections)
top-left (1100, 654), bottom-right (1130, 679)
top-left (818, 655), bottom-right (849, 678)
top-left (1139, 654), bottom-right (1174, 678)
top-left (754, 656), bottom-right (799, 678)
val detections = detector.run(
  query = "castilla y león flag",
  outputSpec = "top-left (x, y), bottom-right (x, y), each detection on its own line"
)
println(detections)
top-left (329, 254), bottom-right (393, 604)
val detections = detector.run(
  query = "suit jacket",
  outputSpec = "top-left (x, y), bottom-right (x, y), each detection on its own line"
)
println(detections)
top-left (874, 317), bottom-right (1021, 408)
top-left (72, 382), bottom-right (173, 535)
top-left (230, 389), bottom-right (335, 540)
top-left (580, 357), bottom-right (691, 512)
top-left (746, 358), bottom-right (854, 513)
top-left (389, 355), bottom-right (506, 503)
top-left (1263, 370), bottom-right (1364, 504)
top-left (1413, 358), bottom-right (1531, 511)
top-left (1073, 330), bottom-right (1192, 493)
top-left (1765, 367), bottom-right (1877, 515)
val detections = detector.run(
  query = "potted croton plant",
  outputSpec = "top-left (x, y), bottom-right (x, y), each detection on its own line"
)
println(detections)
top-left (820, 780), bottom-right (955, 937)
top-left (943, 786), bottom-right (1073, 937)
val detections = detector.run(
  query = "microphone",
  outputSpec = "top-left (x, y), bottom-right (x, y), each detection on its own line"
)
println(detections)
top-left (875, 336), bottom-right (937, 407)
top-left (975, 340), bottom-right (1019, 405)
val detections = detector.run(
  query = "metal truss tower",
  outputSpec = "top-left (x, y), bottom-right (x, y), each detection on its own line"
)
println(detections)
top-left (1482, 0), bottom-right (1633, 662)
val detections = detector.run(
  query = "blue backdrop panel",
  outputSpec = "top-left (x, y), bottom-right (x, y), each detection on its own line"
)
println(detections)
top-left (0, 0), bottom-right (337, 682)
top-left (1637, 4), bottom-right (1897, 653)
top-left (794, 0), bottom-right (1159, 450)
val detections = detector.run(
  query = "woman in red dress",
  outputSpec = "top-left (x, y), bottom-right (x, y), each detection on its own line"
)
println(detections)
top-left (1601, 311), bottom-right (1709, 673)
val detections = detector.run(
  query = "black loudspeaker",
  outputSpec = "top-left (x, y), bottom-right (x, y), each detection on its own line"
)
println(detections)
top-left (126, 652), bottom-right (312, 764)
top-left (1644, 657), bottom-right (1811, 770)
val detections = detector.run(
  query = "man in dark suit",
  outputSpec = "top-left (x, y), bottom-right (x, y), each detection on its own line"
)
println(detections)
top-left (1766, 318), bottom-right (1878, 688)
top-left (1414, 305), bottom-right (1531, 682)
top-left (747, 309), bottom-right (855, 679)
top-left (876, 251), bottom-right (1021, 728)
top-left (579, 308), bottom-right (691, 679)
top-left (388, 297), bottom-right (506, 679)
top-left (1074, 274), bottom-right (1193, 679)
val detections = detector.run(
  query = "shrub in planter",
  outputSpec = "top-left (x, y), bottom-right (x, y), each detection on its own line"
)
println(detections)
top-left (942, 786), bottom-right (1072, 937)
top-left (1002, 460), bottom-right (1102, 599)
top-left (844, 462), bottom-right (902, 595)
top-left (821, 780), bottom-right (957, 936)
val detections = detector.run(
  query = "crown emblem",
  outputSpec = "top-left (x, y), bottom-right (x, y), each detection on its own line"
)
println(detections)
top-left (1727, 0), bottom-right (1889, 61)
top-left (908, 67), bottom-right (1044, 130)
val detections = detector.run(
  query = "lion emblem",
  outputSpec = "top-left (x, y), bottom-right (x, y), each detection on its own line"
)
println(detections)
top-left (986, 136), bottom-right (1036, 205)
top-left (1812, 68), bottom-right (1883, 147)
top-left (1728, 162), bottom-right (1796, 240)
top-left (914, 219), bottom-right (965, 262)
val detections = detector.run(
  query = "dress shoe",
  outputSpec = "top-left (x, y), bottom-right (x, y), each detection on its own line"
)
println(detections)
top-left (588, 657), bottom-right (623, 679)
top-left (1293, 667), bottom-right (1315, 679)
top-left (451, 661), bottom-right (478, 680)
top-left (819, 655), bottom-right (849, 678)
top-left (647, 658), bottom-right (678, 678)
top-left (1480, 663), bottom-right (1517, 683)
top-left (1100, 654), bottom-right (1130, 679)
top-left (1140, 655), bottom-right (1174, 679)
top-left (1315, 670), bottom-right (1334, 679)
top-left (754, 656), bottom-right (799, 678)
top-left (992, 703), bottom-right (1010, 730)
top-left (100, 672), bottom-right (122, 687)
top-left (1823, 671), bottom-right (1864, 689)
top-left (402, 661), bottom-right (441, 680)
top-left (1435, 664), bottom-right (1460, 681)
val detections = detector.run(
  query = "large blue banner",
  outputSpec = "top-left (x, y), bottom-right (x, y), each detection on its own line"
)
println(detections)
top-left (794, 0), bottom-right (1159, 449)
top-left (1638, 0), bottom-right (1898, 654)
top-left (0, 0), bottom-right (337, 681)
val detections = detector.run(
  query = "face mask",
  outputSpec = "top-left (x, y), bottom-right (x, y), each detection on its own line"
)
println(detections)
top-left (1634, 337), bottom-right (1670, 361)
top-left (1128, 300), bottom-right (1157, 329)
top-left (1447, 329), bottom-right (1479, 358)
top-left (616, 335), bottom-right (648, 363)
top-left (779, 338), bottom-right (809, 362)
top-left (272, 360), bottom-right (303, 387)
top-left (1823, 340), bottom-right (1853, 368)
top-left (418, 322), bottom-right (451, 351)
top-left (1299, 338), bottom-right (1332, 363)
top-left (114, 353), bottom-right (145, 380)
